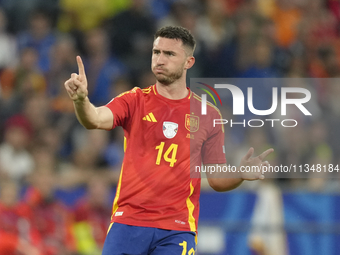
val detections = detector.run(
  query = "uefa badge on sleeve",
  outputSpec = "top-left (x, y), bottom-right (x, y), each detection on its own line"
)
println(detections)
top-left (163, 122), bottom-right (178, 139)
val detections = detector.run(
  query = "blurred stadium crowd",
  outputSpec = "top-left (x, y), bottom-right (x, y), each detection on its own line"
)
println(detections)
top-left (1, 0), bottom-right (340, 254)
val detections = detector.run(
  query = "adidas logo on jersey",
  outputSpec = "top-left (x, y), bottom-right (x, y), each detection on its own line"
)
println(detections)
top-left (142, 112), bottom-right (157, 122)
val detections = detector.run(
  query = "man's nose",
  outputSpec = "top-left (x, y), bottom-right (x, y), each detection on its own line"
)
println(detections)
top-left (156, 53), bottom-right (166, 65)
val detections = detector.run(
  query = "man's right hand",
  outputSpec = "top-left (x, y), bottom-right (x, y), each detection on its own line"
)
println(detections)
top-left (240, 147), bottom-right (273, 180)
top-left (64, 56), bottom-right (88, 102)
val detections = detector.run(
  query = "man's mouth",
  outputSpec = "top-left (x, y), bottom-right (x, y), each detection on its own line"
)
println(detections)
top-left (154, 67), bottom-right (166, 73)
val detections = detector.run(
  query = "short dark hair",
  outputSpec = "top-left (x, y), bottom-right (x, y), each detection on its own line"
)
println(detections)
top-left (154, 26), bottom-right (196, 54)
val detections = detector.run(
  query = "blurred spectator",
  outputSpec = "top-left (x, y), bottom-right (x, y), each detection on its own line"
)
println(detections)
top-left (300, 0), bottom-right (337, 51)
top-left (0, 8), bottom-right (18, 69)
top-left (57, 128), bottom-right (114, 188)
top-left (256, 0), bottom-right (276, 18)
top-left (308, 46), bottom-right (340, 78)
top-left (83, 28), bottom-right (126, 105)
top-left (239, 36), bottom-right (278, 78)
top-left (13, 47), bottom-right (46, 101)
top-left (72, 176), bottom-right (111, 255)
top-left (1, 0), bottom-right (59, 33)
top-left (196, 0), bottom-right (232, 53)
top-left (149, 0), bottom-right (179, 20)
top-left (285, 55), bottom-right (308, 77)
top-left (0, 68), bottom-right (19, 124)
top-left (16, 94), bottom-right (60, 164)
top-left (305, 121), bottom-right (333, 191)
top-left (17, 9), bottom-right (58, 73)
top-left (47, 35), bottom-right (78, 98)
top-left (232, 9), bottom-right (261, 74)
top-left (0, 181), bottom-right (41, 255)
top-left (328, 0), bottom-right (340, 35)
top-left (105, 0), bottom-right (155, 79)
top-left (271, 0), bottom-right (302, 48)
top-left (0, 115), bottom-right (34, 183)
top-left (24, 169), bottom-right (76, 255)
top-left (0, 46), bottom-right (45, 111)
top-left (297, 0), bottom-right (339, 78)
top-left (248, 181), bottom-right (288, 255)
top-left (307, 121), bottom-right (332, 163)
top-left (199, 0), bottom-right (264, 77)
top-left (71, 128), bottom-right (111, 170)
top-left (47, 35), bottom-right (79, 143)
top-left (323, 79), bottom-right (340, 160)
top-left (196, 0), bottom-right (235, 77)
top-left (32, 127), bottom-right (62, 158)
top-left (22, 94), bottom-right (51, 135)
top-left (58, 0), bottom-right (131, 33)
top-left (157, 1), bottom-right (199, 31)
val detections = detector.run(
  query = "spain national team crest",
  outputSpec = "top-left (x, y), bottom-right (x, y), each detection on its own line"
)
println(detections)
top-left (185, 114), bottom-right (199, 132)
top-left (163, 122), bottom-right (178, 139)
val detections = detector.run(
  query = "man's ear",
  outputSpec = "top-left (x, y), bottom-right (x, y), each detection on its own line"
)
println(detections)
top-left (185, 56), bottom-right (195, 70)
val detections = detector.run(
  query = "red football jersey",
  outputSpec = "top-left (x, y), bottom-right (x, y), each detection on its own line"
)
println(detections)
top-left (24, 187), bottom-right (75, 255)
top-left (0, 202), bottom-right (41, 254)
top-left (105, 85), bottom-right (226, 232)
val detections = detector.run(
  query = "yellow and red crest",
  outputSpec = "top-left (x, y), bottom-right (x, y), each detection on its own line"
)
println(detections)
top-left (185, 114), bottom-right (199, 132)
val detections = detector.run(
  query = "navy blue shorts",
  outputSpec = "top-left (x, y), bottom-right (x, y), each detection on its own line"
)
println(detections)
top-left (102, 222), bottom-right (196, 255)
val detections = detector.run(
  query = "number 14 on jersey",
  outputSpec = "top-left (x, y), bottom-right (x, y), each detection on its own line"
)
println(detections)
top-left (155, 142), bottom-right (178, 167)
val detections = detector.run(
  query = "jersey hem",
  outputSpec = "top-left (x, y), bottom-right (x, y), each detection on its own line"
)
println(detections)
top-left (110, 218), bottom-right (197, 233)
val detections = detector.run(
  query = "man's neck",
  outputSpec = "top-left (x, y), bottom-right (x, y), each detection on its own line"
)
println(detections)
top-left (155, 80), bottom-right (188, 100)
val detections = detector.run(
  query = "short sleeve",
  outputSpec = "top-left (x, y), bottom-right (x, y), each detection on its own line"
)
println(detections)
top-left (105, 87), bottom-right (139, 129)
top-left (201, 108), bottom-right (227, 164)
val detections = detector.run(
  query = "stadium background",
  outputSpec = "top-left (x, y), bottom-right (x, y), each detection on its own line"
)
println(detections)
top-left (0, 0), bottom-right (340, 254)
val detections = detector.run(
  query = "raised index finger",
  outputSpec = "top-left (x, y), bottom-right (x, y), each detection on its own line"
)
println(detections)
top-left (258, 148), bottom-right (274, 161)
top-left (76, 56), bottom-right (86, 78)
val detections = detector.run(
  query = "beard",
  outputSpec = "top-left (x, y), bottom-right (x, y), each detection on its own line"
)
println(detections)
top-left (152, 65), bottom-right (184, 85)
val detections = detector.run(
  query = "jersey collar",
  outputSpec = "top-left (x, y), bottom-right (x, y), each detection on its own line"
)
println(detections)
top-left (152, 84), bottom-right (192, 103)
